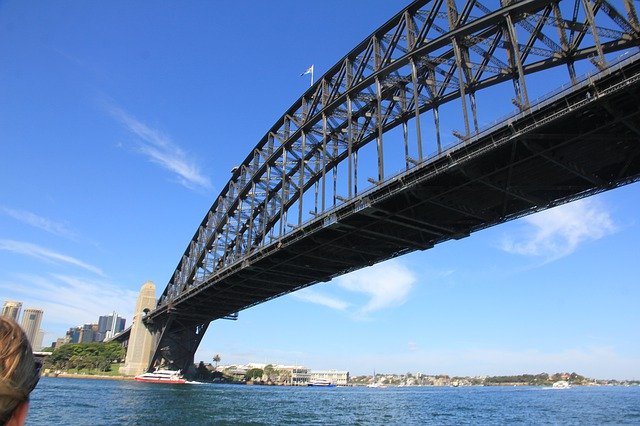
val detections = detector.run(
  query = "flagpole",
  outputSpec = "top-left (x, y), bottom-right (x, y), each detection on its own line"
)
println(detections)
top-left (311, 65), bottom-right (314, 87)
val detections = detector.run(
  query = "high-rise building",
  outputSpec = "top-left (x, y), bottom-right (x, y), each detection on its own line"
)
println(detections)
top-left (34, 329), bottom-right (45, 351)
top-left (1, 301), bottom-right (22, 321)
top-left (78, 324), bottom-right (97, 343)
top-left (97, 312), bottom-right (126, 341)
top-left (21, 308), bottom-right (43, 346)
top-left (66, 327), bottom-right (81, 344)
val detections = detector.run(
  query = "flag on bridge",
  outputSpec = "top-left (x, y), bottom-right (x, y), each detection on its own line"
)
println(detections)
top-left (301, 65), bottom-right (314, 86)
top-left (301, 65), bottom-right (314, 76)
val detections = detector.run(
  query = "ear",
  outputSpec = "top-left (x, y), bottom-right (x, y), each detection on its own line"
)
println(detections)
top-left (6, 401), bottom-right (29, 426)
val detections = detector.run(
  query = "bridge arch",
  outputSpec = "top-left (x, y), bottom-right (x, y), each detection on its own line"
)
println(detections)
top-left (146, 0), bottom-right (640, 372)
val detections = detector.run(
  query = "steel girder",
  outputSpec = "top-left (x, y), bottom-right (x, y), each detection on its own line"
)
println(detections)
top-left (146, 52), bottom-right (640, 371)
top-left (156, 0), bottom-right (639, 311)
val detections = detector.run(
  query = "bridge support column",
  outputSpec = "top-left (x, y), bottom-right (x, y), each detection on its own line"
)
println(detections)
top-left (147, 315), bottom-right (209, 375)
top-left (120, 281), bottom-right (156, 376)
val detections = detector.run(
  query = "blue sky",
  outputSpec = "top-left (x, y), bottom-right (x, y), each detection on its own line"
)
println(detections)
top-left (1, 1), bottom-right (638, 380)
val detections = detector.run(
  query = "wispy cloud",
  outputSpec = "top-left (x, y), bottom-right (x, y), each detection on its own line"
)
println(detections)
top-left (0, 239), bottom-right (104, 276)
top-left (291, 288), bottom-right (349, 311)
top-left (0, 206), bottom-right (78, 240)
top-left (0, 273), bottom-right (137, 335)
top-left (500, 198), bottom-right (616, 261)
top-left (336, 259), bottom-right (416, 315)
top-left (106, 103), bottom-right (212, 191)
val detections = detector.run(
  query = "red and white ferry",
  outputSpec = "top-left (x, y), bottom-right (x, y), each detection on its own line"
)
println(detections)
top-left (134, 369), bottom-right (186, 384)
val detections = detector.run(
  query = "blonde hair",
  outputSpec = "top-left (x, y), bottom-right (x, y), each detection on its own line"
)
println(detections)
top-left (0, 317), bottom-right (38, 424)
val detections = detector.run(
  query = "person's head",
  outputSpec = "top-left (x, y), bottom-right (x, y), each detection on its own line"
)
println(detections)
top-left (0, 317), bottom-right (41, 426)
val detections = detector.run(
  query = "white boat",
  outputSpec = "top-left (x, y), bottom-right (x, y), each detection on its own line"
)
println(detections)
top-left (367, 371), bottom-right (387, 388)
top-left (552, 380), bottom-right (571, 389)
top-left (134, 369), bottom-right (186, 384)
top-left (308, 378), bottom-right (336, 387)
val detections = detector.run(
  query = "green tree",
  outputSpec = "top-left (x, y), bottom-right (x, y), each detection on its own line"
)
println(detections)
top-left (213, 354), bottom-right (221, 369)
top-left (264, 364), bottom-right (275, 382)
top-left (245, 368), bottom-right (263, 381)
top-left (46, 342), bottom-right (126, 373)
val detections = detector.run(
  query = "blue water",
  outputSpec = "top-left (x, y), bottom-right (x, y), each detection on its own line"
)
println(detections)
top-left (27, 378), bottom-right (640, 425)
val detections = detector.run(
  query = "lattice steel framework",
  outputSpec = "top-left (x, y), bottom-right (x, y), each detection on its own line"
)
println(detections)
top-left (143, 0), bottom-right (640, 372)
top-left (159, 0), bottom-right (638, 307)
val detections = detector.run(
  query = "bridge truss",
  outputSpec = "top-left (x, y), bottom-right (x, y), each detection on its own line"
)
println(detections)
top-left (143, 0), bottom-right (640, 373)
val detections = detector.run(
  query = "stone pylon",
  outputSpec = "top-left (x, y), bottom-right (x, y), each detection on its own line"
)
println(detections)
top-left (120, 281), bottom-right (156, 376)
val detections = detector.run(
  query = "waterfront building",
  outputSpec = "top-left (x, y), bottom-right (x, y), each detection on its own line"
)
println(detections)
top-left (1, 300), bottom-right (22, 321)
top-left (309, 370), bottom-right (349, 386)
top-left (290, 366), bottom-right (310, 386)
top-left (20, 308), bottom-right (43, 346)
top-left (269, 365), bottom-right (310, 385)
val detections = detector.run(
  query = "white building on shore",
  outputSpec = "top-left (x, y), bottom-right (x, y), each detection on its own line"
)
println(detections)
top-left (309, 370), bottom-right (349, 386)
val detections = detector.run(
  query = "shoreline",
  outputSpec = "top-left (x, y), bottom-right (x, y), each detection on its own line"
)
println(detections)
top-left (45, 373), bottom-right (134, 381)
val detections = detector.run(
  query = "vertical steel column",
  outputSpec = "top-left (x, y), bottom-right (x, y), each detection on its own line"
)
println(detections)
top-left (447, 0), bottom-right (471, 137)
top-left (247, 180), bottom-right (256, 251)
top-left (347, 96), bottom-right (354, 197)
top-left (410, 59), bottom-right (424, 160)
top-left (332, 137), bottom-right (338, 207)
top-left (313, 149), bottom-right (319, 215)
top-left (298, 131), bottom-right (306, 225)
top-left (234, 194), bottom-right (243, 257)
top-left (375, 78), bottom-right (385, 182)
top-left (552, 2), bottom-right (577, 84)
top-left (582, 0), bottom-right (606, 68)
top-left (504, 9), bottom-right (530, 108)
top-left (279, 144), bottom-right (287, 237)
top-left (261, 159), bottom-right (271, 243)
top-left (222, 197), bottom-right (231, 267)
top-left (321, 113), bottom-right (327, 212)
top-left (624, 0), bottom-right (640, 31)
top-left (401, 88), bottom-right (409, 170)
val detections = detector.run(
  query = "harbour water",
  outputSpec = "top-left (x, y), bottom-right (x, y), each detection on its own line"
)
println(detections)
top-left (28, 377), bottom-right (640, 425)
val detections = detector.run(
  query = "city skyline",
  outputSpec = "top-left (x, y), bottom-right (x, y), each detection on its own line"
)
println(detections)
top-left (1, 1), bottom-right (638, 379)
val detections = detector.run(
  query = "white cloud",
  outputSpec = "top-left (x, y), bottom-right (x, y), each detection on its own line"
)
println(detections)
top-left (336, 259), bottom-right (416, 315)
top-left (0, 206), bottom-right (78, 240)
top-left (106, 104), bottom-right (212, 191)
top-left (291, 288), bottom-right (349, 310)
top-left (500, 198), bottom-right (616, 260)
top-left (0, 273), bottom-right (137, 340)
top-left (0, 239), bottom-right (104, 276)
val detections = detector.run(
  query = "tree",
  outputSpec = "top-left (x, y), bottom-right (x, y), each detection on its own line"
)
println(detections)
top-left (264, 364), bottom-right (275, 382)
top-left (245, 368), bottom-right (264, 381)
top-left (213, 354), bottom-right (221, 369)
top-left (46, 342), bottom-right (126, 373)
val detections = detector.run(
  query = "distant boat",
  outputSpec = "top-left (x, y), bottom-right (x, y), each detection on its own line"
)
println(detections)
top-left (134, 369), bottom-right (186, 384)
top-left (308, 378), bottom-right (336, 387)
top-left (367, 371), bottom-right (387, 388)
top-left (367, 382), bottom-right (387, 388)
top-left (552, 380), bottom-right (571, 389)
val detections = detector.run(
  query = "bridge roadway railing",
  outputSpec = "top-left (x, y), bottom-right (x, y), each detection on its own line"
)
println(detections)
top-left (148, 49), bottom-right (640, 320)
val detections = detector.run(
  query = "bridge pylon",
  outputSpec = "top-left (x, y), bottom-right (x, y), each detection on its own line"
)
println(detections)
top-left (120, 281), bottom-right (156, 376)
top-left (145, 314), bottom-right (209, 375)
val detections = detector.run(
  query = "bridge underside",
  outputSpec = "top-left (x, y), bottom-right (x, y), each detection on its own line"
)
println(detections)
top-left (147, 57), bottom-right (640, 373)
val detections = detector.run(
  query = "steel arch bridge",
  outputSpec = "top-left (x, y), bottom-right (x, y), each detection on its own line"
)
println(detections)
top-left (138, 0), bottom-right (640, 373)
